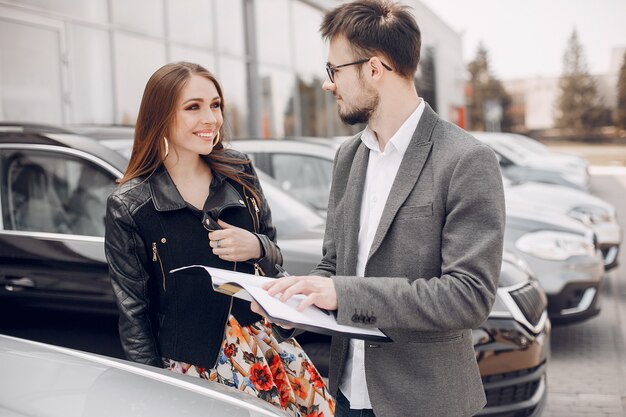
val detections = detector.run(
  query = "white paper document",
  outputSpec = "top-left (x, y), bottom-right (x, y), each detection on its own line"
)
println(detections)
top-left (170, 265), bottom-right (391, 342)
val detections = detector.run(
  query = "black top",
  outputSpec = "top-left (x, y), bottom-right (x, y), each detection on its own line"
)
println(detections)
top-left (104, 153), bottom-right (282, 368)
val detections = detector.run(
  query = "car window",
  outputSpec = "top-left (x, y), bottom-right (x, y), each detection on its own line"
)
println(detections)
top-left (0, 149), bottom-right (116, 237)
top-left (270, 154), bottom-right (333, 210)
top-left (102, 142), bottom-right (325, 238)
top-left (256, 172), bottom-right (325, 237)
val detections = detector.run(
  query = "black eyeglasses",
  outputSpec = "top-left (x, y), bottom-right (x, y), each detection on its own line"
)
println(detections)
top-left (325, 58), bottom-right (393, 83)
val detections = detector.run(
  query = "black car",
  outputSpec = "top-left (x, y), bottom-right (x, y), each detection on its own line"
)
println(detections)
top-left (0, 123), bottom-right (550, 417)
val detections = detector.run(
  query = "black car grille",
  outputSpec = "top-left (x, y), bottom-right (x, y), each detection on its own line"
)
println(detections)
top-left (478, 407), bottom-right (537, 417)
top-left (482, 363), bottom-right (543, 384)
top-left (482, 362), bottom-right (545, 414)
top-left (485, 379), bottom-right (540, 407)
top-left (509, 281), bottom-right (547, 327)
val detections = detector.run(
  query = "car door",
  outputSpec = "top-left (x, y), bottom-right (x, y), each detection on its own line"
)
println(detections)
top-left (0, 144), bottom-right (119, 313)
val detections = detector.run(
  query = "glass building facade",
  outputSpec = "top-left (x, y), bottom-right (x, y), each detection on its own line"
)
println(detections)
top-left (0, 0), bottom-right (463, 138)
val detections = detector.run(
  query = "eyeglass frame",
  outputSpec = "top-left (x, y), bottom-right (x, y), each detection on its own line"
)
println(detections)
top-left (325, 58), bottom-right (393, 83)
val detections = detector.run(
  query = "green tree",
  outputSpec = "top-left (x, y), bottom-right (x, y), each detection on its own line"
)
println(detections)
top-left (555, 30), bottom-right (609, 130)
top-left (617, 52), bottom-right (626, 130)
top-left (467, 44), bottom-right (512, 131)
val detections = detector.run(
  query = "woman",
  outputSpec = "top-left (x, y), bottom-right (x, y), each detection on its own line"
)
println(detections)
top-left (105, 62), bottom-right (334, 417)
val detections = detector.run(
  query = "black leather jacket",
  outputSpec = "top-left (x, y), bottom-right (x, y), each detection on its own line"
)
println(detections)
top-left (104, 154), bottom-right (282, 368)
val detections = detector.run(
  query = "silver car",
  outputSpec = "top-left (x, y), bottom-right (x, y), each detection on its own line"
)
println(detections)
top-left (0, 334), bottom-right (288, 417)
top-left (233, 137), bottom-right (620, 271)
top-left (506, 204), bottom-right (605, 324)
top-left (470, 131), bottom-right (590, 192)
top-left (231, 138), bottom-right (337, 215)
top-left (504, 176), bottom-right (621, 269)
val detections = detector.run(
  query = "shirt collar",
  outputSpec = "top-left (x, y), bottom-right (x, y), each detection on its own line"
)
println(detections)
top-left (360, 98), bottom-right (425, 157)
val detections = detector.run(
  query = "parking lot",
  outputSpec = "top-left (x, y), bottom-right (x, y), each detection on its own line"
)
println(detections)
top-left (1, 167), bottom-right (626, 417)
top-left (543, 171), bottom-right (626, 417)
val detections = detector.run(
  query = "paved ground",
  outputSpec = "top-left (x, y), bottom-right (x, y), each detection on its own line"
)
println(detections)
top-left (542, 172), bottom-right (626, 417)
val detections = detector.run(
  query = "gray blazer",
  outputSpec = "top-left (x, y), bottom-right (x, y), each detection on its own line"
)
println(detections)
top-left (311, 104), bottom-right (506, 417)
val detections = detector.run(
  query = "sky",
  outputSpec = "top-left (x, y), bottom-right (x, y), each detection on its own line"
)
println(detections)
top-left (418, 0), bottom-right (626, 80)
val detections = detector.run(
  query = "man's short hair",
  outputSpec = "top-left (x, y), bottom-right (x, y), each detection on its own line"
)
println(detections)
top-left (320, 0), bottom-right (421, 79)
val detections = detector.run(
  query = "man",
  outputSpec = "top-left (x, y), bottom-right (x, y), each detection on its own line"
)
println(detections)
top-left (259, 1), bottom-right (505, 416)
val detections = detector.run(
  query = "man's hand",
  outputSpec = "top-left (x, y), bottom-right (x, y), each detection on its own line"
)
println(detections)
top-left (262, 275), bottom-right (338, 312)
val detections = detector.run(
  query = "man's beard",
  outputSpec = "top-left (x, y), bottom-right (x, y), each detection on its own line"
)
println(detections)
top-left (338, 85), bottom-right (379, 125)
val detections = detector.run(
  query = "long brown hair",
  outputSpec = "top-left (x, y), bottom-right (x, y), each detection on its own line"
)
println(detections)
top-left (119, 61), bottom-right (260, 204)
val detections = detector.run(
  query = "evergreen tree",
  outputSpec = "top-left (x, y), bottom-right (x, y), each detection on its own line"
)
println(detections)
top-left (617, 52), bottom-right (626, 130)
top-left (467, 44), bottom-right (512, 131)
top-left (555, 30), bottom-right (607, 130)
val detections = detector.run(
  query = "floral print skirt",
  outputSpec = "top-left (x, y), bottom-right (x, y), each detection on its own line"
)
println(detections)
top-left (164, 316), bottom-right (335, 417)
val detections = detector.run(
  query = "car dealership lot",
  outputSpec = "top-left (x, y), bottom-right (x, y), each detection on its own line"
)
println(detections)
top-left (0, 130), bottom-right (625, 416)
top-left (0, 126), bottom-right (549, 416)
top-left (1, 171), bottom-right (625, 416)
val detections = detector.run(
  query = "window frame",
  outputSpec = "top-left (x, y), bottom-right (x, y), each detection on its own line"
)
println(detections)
top-left (0, 143), bottom-right (122, 239)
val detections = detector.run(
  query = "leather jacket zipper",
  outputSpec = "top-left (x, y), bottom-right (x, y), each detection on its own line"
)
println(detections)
top-left (251, 197), bottom-right (260, 230)
top-left (152, 242), bottom-right (167, 291)
top-left (242, 188), bottom-right (260, 233)
top-left (242, 189), bottom-right (265, 276)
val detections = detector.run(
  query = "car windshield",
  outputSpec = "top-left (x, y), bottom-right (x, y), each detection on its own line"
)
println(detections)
top-left (511, 134), bottom-right (551, 155)
top-left (490, 136), bottom-right (534, 164)
top-left (102, 140), bottom-right (325, 238)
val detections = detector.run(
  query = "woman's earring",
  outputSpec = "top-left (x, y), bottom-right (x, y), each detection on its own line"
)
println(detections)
top-left (212, 131), bottom-right (221, 147)
top-left (162, 136), bottom-right (169, 161)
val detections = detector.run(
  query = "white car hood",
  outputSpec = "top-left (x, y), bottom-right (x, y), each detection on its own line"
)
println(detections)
top-left (505, 182), bottom-right (613, 216)
top-left (506, 202), bottom-right (592, 235)
top-left (0, 335), bottom-right (286, 417)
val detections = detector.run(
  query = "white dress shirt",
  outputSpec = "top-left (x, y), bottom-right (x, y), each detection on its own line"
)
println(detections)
top-left (338, 99), bottom-right (425, 409)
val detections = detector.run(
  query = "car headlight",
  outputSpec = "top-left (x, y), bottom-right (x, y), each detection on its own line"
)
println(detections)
top-left (568, 206), bottom-right (614, 225)
top-left (515, 231), bottom-right (595, 261)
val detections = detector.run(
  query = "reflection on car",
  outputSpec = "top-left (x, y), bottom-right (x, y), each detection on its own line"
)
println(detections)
top-left (0, 124), bottom-right (549, 417)
top-left (0, 334), bottom-right (288, 417)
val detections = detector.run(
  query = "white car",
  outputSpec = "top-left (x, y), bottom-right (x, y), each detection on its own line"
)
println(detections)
top-left (0, 334), bottom-right (288, 417)
top-left (471, 131), bottom-right (590, 192)
top-left (504, 176), bottom-right (621, 270)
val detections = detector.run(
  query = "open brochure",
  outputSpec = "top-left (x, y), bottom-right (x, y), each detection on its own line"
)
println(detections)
top-left (170, 265), bottom-right (391, 342)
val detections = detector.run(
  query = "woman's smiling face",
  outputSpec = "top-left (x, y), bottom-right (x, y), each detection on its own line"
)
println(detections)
top-left (168, 74), bottom-right (223, 158)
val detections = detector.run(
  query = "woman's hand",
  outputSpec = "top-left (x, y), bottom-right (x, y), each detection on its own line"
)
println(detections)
top-left (208, 219), bottom-right (262, 262)
top-left (251, 301), bottom-right (294, 330)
